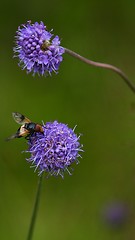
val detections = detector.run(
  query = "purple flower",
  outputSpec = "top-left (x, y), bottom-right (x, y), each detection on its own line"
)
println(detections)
top-left (14, 21), bottom-right (65, 76)
top-left (103, 202), bottom-right (129, 228)
top-left (26, 121), bottom-right (83, 178)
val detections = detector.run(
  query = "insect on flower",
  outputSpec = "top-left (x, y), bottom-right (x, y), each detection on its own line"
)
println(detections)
top-left (6, 112), bottom-right (43, 141)
top-left (26, 121), bottom-right (83, 177)
top-left (14, 21), bottom-right (65, 76)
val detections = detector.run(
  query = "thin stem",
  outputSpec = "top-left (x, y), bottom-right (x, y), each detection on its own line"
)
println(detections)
top-left (64, 47), bottom-right (135, 94)
top-left (27, 174), bottom-right (43, 240)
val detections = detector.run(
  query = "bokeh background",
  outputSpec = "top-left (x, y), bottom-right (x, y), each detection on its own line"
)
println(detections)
top-left (1, 0), bottom-right (135, 239)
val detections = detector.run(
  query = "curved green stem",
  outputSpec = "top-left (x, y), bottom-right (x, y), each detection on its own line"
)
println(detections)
top-left (27, 174), bottom-right (43, 240)
top-left (64, 47), bottom-right (135, 94)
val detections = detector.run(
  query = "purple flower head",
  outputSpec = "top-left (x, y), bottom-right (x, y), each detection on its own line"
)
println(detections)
top-left (103, 202), bottom-right (129, 228)
top-left (14, 21), bottom-right (65, 76)
top-left (26, 121), bottom-right (83, 178)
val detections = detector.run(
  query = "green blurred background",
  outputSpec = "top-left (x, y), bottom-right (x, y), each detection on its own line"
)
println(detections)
top-left (1, 0), bottom-right (135, 239)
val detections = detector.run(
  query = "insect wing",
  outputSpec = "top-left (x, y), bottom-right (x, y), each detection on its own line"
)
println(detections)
top-left (6, 133), bottom-right (18, 141)
top-left (12, 112), bottom-right (31, 124)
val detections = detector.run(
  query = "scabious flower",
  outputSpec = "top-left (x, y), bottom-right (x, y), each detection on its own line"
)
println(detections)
top-left (102, 202), bottom-right (129, 228)
top-left (26, 121), bottom-right (83, 178)
top-left (14, 21), bottom-right (65, 76)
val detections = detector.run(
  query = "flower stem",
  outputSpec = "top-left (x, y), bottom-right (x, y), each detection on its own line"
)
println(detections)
top-left (27, 174), bottom-right (43, 240)
top-left (64, 47), bottom-right (135, 94)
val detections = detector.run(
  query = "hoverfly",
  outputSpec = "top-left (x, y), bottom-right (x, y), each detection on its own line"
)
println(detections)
top-left (6, 112), bottom-right (43, 141)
